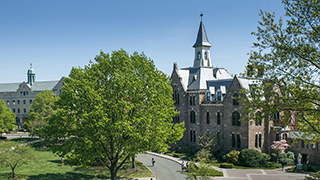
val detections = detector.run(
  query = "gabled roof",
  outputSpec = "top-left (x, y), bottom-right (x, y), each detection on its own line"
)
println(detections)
top-left (0, 80), bottom-right (60, 93)
top-left (193, 21), bottom-right (211, 48)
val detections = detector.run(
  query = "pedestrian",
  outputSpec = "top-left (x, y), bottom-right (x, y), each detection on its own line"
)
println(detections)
top-left (181, 161), bottom-right (185, 172)
top-left (151, 158), bottom-right (155, 166)
top-left (61, 157), bottom-right (64, 166)
top-left (281, 161), bottom-right (285, 171)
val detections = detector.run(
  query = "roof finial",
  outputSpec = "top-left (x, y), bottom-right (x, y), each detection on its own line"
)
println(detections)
top-left (30, 63), bottom-right (32, 68)
top-left (200, 12), bottom-right (203, 21)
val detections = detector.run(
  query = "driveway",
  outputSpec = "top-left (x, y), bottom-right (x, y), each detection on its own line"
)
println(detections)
top-left (137, 153), bottom-right (187, 180)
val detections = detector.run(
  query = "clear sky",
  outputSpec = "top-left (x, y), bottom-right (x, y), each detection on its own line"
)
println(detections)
top-left (0, 0), bottom-right (285, 83)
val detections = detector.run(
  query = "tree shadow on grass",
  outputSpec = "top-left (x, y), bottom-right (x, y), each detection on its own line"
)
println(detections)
top-left (26, 172), bottom-right (110, 180)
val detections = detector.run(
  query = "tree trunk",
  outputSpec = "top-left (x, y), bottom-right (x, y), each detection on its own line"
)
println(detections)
top-left (110, 163), bottom-right (118, 180)
top-left (131, 155), bottom-right (135, 168)
top-left (11, 167), bottom-right (15, 178)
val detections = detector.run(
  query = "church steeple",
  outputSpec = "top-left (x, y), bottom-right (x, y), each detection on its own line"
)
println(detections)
top-left (27, 63), bottom-right (35, 85)
top-left (193, 13), bottom-right (212, 68)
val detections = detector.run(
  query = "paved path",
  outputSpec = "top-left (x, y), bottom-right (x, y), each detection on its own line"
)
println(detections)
top-left (137, 153), bottom-right (187, 180)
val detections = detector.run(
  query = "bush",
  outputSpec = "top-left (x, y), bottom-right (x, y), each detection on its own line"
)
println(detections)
top-left (283, 158), bottom-right (295, 166)
top-left (225, 150), bottom-right (240, 165)
top-left (304, 171), bottom-right (320, 180)
top-left (216, 152), bottom-right (227, 162)
top-left (220, 163), bottom-right (234, 168)
top-left (239, 149), bottom-right (265, 167)
top-left (271, 153), bottom-right (277, 162)
top-left (195, 148), bottom-right (212, 163)
top-left (0, 136), bottom-right (7, 140)
top-left (261, 153), bottom-right (271, 166)
top-left (286, 151), bottom-right (295, 160)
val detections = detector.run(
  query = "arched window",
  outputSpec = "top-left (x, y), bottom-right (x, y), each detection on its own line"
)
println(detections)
top-left (276, 134), bottom-right (280, 141)
top-left (190, 111), bottom-right (196, 123)
top-left (233, 93), bottom-right (239, 106)
top-left (255, 134), bottom-right (258, 148)
top-left (197, 52), bottom-right (201, 60)
top-left (204, 52), bottom-right (208, 60)
top-left (256, 111), bottom-right (262, 126)
top-left (232, 134), bottom-right (236, 148)
top-left (237, 134), bottom-right (241, 148)
top-left (232, 111), bottom-right (241, 126)
top-left (190, 130), bottom-right (193, 142)
top-left (217, 112), bottom-right (221, 125)
top-left (206, 112), bottom-right (210, 124)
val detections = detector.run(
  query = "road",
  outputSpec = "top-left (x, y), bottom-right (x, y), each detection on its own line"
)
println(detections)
top-left (2, 133), bottom-right (33, 139)
top-left (137, 153), bottom-right (187, 180)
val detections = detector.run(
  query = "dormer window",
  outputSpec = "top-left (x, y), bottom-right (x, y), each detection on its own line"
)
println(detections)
top-left (197, 52), bottom-right (201, 60)
top-left (206, 91), bottom-right (211, 101)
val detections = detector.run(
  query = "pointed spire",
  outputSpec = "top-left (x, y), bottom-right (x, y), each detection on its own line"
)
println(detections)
top-left (193, 13), bottom-right (211, 48)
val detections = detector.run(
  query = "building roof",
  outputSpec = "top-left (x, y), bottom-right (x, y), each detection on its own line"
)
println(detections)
top-left (193, 21), bottom-right (211, 48)
top-left (0, 80), bottom-right (60, 93)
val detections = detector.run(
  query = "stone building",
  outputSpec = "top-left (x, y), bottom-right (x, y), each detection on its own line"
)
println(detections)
top-left (0, 64), bottom-right (63, 130)
top-left (171, 17), bottom-right (320, 164)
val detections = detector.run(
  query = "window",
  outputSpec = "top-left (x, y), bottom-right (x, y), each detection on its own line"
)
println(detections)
top-left (206, 112), bottom-right (210, 124)
top-left (23, 108), bottom-right (26, 114)
top-left (233, 93), bottom-right (239, 106)
top-left (276, 134), bottom-right (280, 141)
top-left (18, 109), bottom-right (20, 113)
top-left (190, 130), bottom-right (196, 142)
top-left (206, 92), bottom-right (211, 101)
top-left (255, 134), bottom-right (258, 148)
top-left (6, 100), bottom-right (9, 105)
top-left (29, 100), bottom-right (32, 104)
top-left (190, 111), bottom-right (196, 123)
top-left (173, 91), bottom-right (180, 105)
top-left (232, 134), bottom-right (236, 148)
top-left (237, 134), bottom-right (241, 148)
top-left (13, 100), bottom-right (15, 105)
top-left (217, 132), bottom-right (221, 145)
top-left (274, 112), bottom-right (280, 120)
top-left (259, 134), bottom-right (262, 148)
top-left (190, 96), bottom-right (195, 105)
top-left (217, 112), bottom-right (221, 125)
top-left (282, 133), bottom-right (288, 140)
top-left (217, 90), bottom-right (222, 101)
top-left (232, 111), bottom-right (241, 126)
top-left (197, 52), bottom-right (201, 60)
top-left (256, 111), bottom-right (262, 126)
top-left (12, 109), bottom-right (15, 113)
top-left (301, 140), bottom-right (305, 148)
top-left (173, 114), bottom-right (180, 123)
top-left (204, 52), bottom-right (208, 60)
top-left (23, 100), bottom-right (26, 104)
top-left (17, 100), bottom-right (20, 105)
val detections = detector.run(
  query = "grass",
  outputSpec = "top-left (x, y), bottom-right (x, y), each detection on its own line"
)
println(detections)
top-left (0, 138), bottom-right (153, 180)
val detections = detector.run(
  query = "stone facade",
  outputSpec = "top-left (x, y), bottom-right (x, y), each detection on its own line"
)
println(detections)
top-left (171, 18), bottom-right (319, 165)
top-left (0, 64), bottom-right (63, 130)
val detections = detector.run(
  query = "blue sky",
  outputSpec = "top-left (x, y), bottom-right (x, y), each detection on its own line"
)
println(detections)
top-left (0, 0), bottom-right (285, 83)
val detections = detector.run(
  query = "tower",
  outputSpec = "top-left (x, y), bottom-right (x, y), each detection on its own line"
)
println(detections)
top-left (193, 14), bottom-right (212, 68)
top-left (27, 63), bottom-right (35, 85)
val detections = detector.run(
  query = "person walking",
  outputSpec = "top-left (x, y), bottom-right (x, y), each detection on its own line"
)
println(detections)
top-left (281, 161), bottom-right (286, 171)
top-left (181, 161), bottom-right (185, 172)
top-left (151, 158), bottom-right (155, 167)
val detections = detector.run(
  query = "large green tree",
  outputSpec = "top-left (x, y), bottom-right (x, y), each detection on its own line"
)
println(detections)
top-left (242, 0), bottom-right (320, 142)
top-left (0, 99), bottom-right (16, 133)
top-left (23, 90), bottom-right (56, 136)
top-left (42, 49), bottom-right (185, 180)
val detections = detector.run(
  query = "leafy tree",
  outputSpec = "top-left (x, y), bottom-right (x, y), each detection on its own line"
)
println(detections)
top-left (241, 0), bottom-right (320, 141)
top-left (0, 141), bottom-right (36, 179)
top-left (42, 50), bottom-right (185, 180)
top-left (0, 99), bottom-right (16, 133)
top-left (239, 149), bottom-right (265, 167)
top-left (197, 132), bottom-right (220, 154)
top-left (23, 90), bottom-right (56, 136)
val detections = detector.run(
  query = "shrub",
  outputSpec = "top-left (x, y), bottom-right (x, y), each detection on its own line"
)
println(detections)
top-left (239, 149), bottom-right (264, 167)
top-left (286, 151), bottom-right (295, 160)
top-left (305, 171), bottom-right (320, 180)
top-left (220, 163), bottom-right (234, 168)
top-left (195, 148), bottom-right (212, 163)
top-left (216, 152), bottom-right (227, 162)
top-left (271, 153), bottom-right (277, 162)
top-left (261, 153), bottom-right (271, 166)
top-left (0, 136), bottom-right (7, 140)
top-left (272, 163), bottom-right (282, 168)
top-left (283, 158), bottom-right (295, 166)
top-left (265, 162), bottom-right (273, 168)
top-left (225, 150), bottom-right (240, 165)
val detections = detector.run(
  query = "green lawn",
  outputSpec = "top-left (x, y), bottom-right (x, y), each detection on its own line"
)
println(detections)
top-left (0, 139), bottom-right (153, 180)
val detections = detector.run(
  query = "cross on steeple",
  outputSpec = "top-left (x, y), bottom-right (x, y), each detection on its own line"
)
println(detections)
top-left (200, 13), bottom-right (203, 21)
